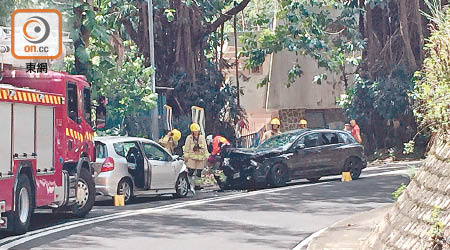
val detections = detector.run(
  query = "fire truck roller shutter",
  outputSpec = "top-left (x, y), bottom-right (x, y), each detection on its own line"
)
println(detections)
top-left (0, 103), bottom-right (12, 176)
top-left (13, 104), bottom-right (35, 160)
top-left (36, 106), bottom-right (54, 172)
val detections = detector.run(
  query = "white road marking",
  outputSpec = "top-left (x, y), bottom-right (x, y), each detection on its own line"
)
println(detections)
top-left (0, 168), bottom-right (409, 249)
top-left (292, 227), bottom-right (328, 250)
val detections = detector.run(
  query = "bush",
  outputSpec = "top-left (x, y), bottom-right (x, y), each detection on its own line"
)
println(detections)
top-left (392, 183), bottom-right (407, 201)
top-left (411, 6), bottom-right (450, 135)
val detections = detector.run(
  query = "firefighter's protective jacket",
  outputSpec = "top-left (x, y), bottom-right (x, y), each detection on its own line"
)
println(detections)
top-left (183, 134), bottom-right (209, 165)
top-left (159, 135), bottom-right (178, 154)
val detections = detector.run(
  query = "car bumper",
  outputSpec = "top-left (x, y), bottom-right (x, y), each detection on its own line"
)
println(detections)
top-left (95, 171), bottom-right (117, 197)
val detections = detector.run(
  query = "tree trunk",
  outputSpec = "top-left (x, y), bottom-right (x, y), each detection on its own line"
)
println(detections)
top-left (398, 0), bottom-right (418, 71)
top-left (234, 15), bottom-right (240, 106)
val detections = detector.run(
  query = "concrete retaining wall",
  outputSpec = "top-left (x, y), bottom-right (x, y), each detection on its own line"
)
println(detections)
top-left (363, 136), bottom-right (450, 250)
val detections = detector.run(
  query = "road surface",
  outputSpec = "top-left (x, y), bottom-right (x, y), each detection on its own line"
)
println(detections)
top-left (0, 161), bottom-right (418, 250)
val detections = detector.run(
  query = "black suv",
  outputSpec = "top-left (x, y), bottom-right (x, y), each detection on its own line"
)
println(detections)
top-left (217, 129), bottom-right (367, 189)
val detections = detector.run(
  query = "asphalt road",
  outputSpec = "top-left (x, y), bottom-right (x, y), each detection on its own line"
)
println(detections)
top-left (0, 162), bottom-right (418, 250)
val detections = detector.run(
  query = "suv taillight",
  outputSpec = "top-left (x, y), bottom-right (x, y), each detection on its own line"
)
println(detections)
top-left (101, 157), bottom-right (114, 172)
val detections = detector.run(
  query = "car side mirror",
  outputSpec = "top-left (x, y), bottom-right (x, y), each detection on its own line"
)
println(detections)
top-left (295, 144), bottom-right (305, 150)
top-left (172, 155), bottom-right (180, 161)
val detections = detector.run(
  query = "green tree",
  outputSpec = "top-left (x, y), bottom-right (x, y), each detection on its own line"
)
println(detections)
top-left (241, 0), bottom-right (363, 87)
top-left (68, 0), bottom-right (250, 139)
top-left (340, 0), bottom-right (446, 154)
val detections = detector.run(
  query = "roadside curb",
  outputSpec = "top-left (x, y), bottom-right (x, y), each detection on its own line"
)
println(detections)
top-left (305, 205), bottom-right (392, 250)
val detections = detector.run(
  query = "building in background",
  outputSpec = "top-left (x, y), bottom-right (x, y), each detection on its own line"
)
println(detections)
top-left (222, 32), bottom-right (346, 146)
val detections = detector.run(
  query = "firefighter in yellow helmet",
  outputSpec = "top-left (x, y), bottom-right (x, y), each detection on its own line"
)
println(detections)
top-left (183, 123), bottom-right (209, 192)
top-left (262, 118), bottom-right (282, 142)
top-left (299, 119), bottom-right (308, 129)
top-left (159, 129), bottom-right (181, 155)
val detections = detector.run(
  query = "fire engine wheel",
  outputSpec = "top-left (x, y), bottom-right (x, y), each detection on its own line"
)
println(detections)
top-left (9, 175), bottom-right (33, 235)
top-left (72, 168), bottom-right (95, 218)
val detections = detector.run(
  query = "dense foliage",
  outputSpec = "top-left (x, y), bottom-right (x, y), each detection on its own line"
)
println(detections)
top-left (68, 0), bottom-right (250, 140)
top-left (339, 0), bottom-right (432, 154)
top-left (404, 5), bottom-right (450, 153)
top-left (241, 0), bottom-right (363, 87)
top-left (413, 6), bottom-right (450, 133)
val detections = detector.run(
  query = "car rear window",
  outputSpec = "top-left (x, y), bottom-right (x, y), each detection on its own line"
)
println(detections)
top-left (95, 141), bottom-right (108, 159)
top-left (113, 142), bottom-right (139, 157)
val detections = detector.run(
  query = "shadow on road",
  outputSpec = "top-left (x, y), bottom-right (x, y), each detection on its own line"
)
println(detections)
top-left (22, 174), bottom-right (410, 250)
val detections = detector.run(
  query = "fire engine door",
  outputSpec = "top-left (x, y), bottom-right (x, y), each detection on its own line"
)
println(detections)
top-left (0, 103), bottom-right (12, 176)
top-left (36, 106), bottom-right (54, 172)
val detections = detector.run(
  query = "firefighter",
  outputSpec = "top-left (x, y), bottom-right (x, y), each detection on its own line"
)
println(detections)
top-left (205, 135), bottom-right (231, 186)
top-left (299, 119), bottom-right (308, 129)
top-left (183, 123), bottom-right (209, 191)
top-left (344, 123), bottom-right (352, 132)
top-left (159, 129), bottom-right (181, 155)
top-left (262, 118), bottom-right (281, 142)
top-left (206, 135), bottom-right (231, 163)
top-left (207, 135), bottom-right (231, 156)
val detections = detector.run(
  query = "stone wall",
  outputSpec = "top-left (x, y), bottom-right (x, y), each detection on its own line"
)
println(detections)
top-left (278, 108), bottom-right (345, 132)
top-left (278, 108), bottom-right (306, 131)
top-left (363, 135), bottom-right (450, 250)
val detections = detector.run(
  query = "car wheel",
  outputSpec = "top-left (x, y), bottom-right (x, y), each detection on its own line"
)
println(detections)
top-left (7, 175), bottom-right (33, 235)
top-left (268, 164), bottom-right (287, 188)
top-left (307, 177), bottom-right (321, 183)
top-left (174, 173), bottom-right (189, 198)
top-left (72, 168), bottom-right (95, 217)
top-left (117, 178), bottom-right (134, 204)
top-left (344, 158), bottom-right (363, 180)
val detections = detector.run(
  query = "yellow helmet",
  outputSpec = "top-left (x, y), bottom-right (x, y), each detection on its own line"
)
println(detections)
top-left (299, 119), bottom-right (308, 125)
top-left (270, 118), bottom-right (281, 125)
top-left (190, 123), bottom-right (201, 132)
top-left (171, 129), bottom-right (181, 142)
top-left (219, 137), bottom-right (228, 143)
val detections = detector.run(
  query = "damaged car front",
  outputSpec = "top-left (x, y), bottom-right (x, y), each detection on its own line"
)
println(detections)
top-left (221, 130), bottom-right (305, 189)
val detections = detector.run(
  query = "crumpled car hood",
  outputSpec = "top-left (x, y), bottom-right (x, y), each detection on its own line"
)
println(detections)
top-left (226, 147), bottom-right (284, 159)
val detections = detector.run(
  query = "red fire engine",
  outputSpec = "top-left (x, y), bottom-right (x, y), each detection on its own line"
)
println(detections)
top-left (0, 27), bottom-right (105, 234)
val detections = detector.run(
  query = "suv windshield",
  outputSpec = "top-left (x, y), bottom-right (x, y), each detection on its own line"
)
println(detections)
top-left (257, 131), bottom-right (300, 150)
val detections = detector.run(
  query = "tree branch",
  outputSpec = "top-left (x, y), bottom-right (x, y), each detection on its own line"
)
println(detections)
top-left (205, 0), bottom-right (251, 34)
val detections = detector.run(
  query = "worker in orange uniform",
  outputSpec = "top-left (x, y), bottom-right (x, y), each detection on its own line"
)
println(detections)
top-left (350, 119), bottom-right (363, 144)
top-left (183, 123), bottom-right (209, 192)
top-left (159, 129), bottom-right (181, 155)
top-left (206, 135), bottom-right (231, 163)
top-left (207, 135), bottom-right (231, 156)
top-left (262, 118), bottom-right (282, 142)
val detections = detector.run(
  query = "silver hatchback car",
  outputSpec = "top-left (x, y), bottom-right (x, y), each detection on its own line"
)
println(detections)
top-left (93, 136), bottom-right (190, 203)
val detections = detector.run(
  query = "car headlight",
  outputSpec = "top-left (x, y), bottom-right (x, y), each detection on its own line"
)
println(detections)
top-left (250, 160), bottom-right (258, 167)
